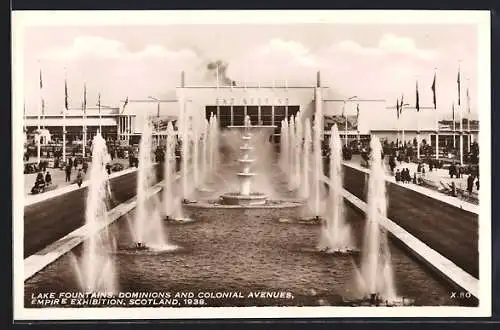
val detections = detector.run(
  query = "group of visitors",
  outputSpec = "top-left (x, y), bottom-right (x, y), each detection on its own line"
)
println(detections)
top-left (395, 168), bottom-right (415, 184)
top-left (448, 163), bottom-right (464, 179)
top-left (467, 174), bottom-right (480, 195)
top-left (30, 170), bottom-right (53, 194)
top-left (64, 157), bottom-right (87, 187)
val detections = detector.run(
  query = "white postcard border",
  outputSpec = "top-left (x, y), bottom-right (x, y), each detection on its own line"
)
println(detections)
top-left (12, 10), bottom-right (492, 320)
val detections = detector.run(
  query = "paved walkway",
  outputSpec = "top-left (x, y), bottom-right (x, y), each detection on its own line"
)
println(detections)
top-left (344, 156), bottom-right (479, 215)
top-left (24, 158), bottom-right (131, 200)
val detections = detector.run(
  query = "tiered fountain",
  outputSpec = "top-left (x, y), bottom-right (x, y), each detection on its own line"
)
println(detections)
top-left (220, 116), bottom-right (270, 206)
top-left (184, 115), bottom-right (304, 212)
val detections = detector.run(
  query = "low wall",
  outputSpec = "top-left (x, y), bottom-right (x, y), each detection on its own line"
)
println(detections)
top-left (23, 164), bottom-right (163, 258)
top-left (341, 164), bottom-right (479, 279)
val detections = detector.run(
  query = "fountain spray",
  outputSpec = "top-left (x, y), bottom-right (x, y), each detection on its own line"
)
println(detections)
top-left (288, 117), bottom-right (296, 191)
top-left (163, 122), bottom-right (175, 219)
top-left (301, 118), bottom-right (312, 199)
top-left (358, 136), bottom-right (397, 303)
top-left (72, 132), bottom-right (116, 293)
top-left (317, 124), bottom-right (354, 253)
top-left (133, 117), bottom-right (167, 249)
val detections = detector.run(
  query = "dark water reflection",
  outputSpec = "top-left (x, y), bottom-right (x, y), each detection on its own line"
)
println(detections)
top-left (25, 201), bottom-right (463, 307)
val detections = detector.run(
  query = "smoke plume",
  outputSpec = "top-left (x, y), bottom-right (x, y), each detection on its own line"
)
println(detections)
top-left (206, 60), bottom-right (237, 86)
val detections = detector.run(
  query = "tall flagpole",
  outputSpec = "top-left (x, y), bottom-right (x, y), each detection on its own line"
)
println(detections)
top-left (466, 78), bottom-right (472, 152)
top-left (396, 98), bottom-right (400, 147)
top-left (98, 92), bottom-right (102, 133)
top-left (343, 101), bottom-right (348, 147)
top-left (458, 61), bottom-right (463, 165)
top-left (216, 63), bottom-right (220, 120)
top-left (432, 68), bottom-right (439, 160)
top-left (356, 103), bottom-right (360, 143)
top-left (37, 65), bottom-right (44, 164)
top-left (63, 68), bottom-right (68, 163)
top-left (452, 102), bottom-right (456, 149)
top-left (23, 100), bottom-right (26, 143)
top-left (400, 96), bottom-right (406, 145)
top-left (82, 82), bottom-right (87, 158)
top-left (416, 79), bottom-right (421, 160)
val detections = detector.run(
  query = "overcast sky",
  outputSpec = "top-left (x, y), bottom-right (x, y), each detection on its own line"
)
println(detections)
top-left (16, 12), bottom-right (483, 123)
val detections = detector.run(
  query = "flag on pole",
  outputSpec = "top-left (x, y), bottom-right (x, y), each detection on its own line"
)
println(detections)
top-left (83, 83), bottom-right (87, 114)
top-left (341, 101), bottom-right (346, 118)
top-left (64, 76), bottom-right (69, 110)
top-left (396, 98), bottom-right (400, 119)
top-left (431, 72), bottom-right (436, 109)
top-left (39, 68), bottom-right (45, 119)
top-left (97, 92), bottom-right (101, 109)
top-left (415, 80), bottom-right (420, 112)
top-left (457, 66), bottom-right (461, 106)
top-left (124, 96), bottom-right (129, 109)
top-left (452, 102), bottom-right (455, 123)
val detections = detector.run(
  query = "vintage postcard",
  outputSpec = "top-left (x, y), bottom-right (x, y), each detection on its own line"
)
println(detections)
top-left (12, 10), bottom-right (491, 320)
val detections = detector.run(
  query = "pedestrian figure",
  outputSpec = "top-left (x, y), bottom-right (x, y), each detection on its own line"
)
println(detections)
top-left (65, 164), bottom-right (72, 182)
top-left (82, 162), bottom-right (88, 174)
top-left (413, 173), bottom-right (417, 184)
top-left (45, 171), bottom-right (52, 185)
top-left (76, 169), bottom-right (83, 188)
top-left (449, 163), bottom-right (454, 178)
top-left (395, 169), bottom-right (401, 183)
top-left (389, 156), bottom-right (396, 174)
top-left (73, 158), bottom-right (78, 170)
top-left (450, 181), bottom-right (457, 197)
top-left (467, 174), bottom-right (475, 196)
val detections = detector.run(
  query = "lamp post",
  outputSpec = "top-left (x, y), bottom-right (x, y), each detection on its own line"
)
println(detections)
top-left (342, 96), bottom-right (358, 147)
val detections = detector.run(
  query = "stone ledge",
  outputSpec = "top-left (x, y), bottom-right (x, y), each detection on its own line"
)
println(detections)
top-left (341, 186), bottom-right (479, 299)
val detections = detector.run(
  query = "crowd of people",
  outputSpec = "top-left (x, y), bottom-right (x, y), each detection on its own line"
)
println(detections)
top-left (30, 170), bottom-right (55, 194)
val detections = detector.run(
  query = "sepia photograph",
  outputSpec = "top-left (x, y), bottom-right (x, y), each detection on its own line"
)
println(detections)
top-left (12, 10), bottom-right (491, 320)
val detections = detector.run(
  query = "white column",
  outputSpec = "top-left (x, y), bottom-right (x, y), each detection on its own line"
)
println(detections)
top-left (82, 121), bottom-right (87, 159)
top-left (62, 108), bottom-right (67, 162)
top-left (433, 103), bottom-right (438, 159)
top-left (467, 117), bottom-right (471, 152)
top-left (435, 133), bottom-right (439, 160)
top-left (37, 98), bottom-right (41, 164)
top-left (459, 104), bottom-right (464, 165)
top-left (416, 113), bottom-right (420, 160)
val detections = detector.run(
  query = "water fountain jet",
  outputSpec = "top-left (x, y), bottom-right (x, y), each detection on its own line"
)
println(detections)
top-left (71, 132), bottom-right (117, 293)
top-left (132, 117), bottom-right (175, 250)
top-left (350, 136), bottom-right (412, 306)
top-left (317, 124), bottom-right (357, 255)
